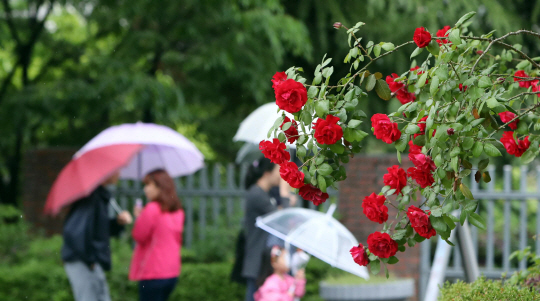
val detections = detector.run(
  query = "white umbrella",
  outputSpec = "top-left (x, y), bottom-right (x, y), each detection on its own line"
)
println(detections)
top-left (233, 102), bottom-right (297, 146)
top-left (256, 204), bottom-right (370, 279)
top-left (76, 122), bottom-right (204, 179)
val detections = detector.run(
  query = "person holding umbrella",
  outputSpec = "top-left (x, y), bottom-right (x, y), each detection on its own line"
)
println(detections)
top-left (129, 169), bottom-right (185, 301)
top-left (62, 170), bottom-right (133, 301)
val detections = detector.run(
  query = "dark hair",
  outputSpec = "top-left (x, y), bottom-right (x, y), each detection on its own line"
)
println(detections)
top-left (256, 246), bottom-right (282, 287)
top-left (244, 157), bottom-right (276, 189)
top-left (143, 169), bottom-right (182, 212)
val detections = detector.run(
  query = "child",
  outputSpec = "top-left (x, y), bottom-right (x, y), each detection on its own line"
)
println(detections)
top-left (254, 246), bottom-right (306, 301)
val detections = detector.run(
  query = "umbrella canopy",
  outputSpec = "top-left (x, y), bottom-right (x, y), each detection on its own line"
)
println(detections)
top-left (233, 102), bottom-right (297, 146)
top-left (76, 122), bottom-right (204, 179)
top-left (256, 204), bottom-right (369, 279)
top-left (44, 144), bottom-right (144, 215)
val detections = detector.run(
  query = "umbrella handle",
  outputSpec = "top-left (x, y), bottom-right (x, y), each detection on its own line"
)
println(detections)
top-left (109, 198), bottom-right (123, 215)
top-left (326, 203), bottom-right (336, 217)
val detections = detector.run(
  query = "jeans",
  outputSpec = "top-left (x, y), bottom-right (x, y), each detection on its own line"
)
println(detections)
top-left (64, 261), bottom-right (111, 301)
top-left (139, 277), bottom-right (178, 301)
top-left (244, 277), bottom-right (257, 301)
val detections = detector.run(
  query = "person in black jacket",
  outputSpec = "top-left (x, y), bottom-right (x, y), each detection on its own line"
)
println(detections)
top-left (62, 171), bottom-right (132, 301)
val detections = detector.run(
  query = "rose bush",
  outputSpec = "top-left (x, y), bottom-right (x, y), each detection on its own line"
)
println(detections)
top-left (260, 11), bottom-right (540, 276)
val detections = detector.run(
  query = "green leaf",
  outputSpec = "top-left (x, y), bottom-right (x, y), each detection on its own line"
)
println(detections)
top-left (344, 89), bottom-right (355, 102)
top-left (308, 86), bottom-right (318, 98)
top-left (328, 143), bottom-right (345, 154)
top-left (470, 118), bottom-right (485, 127)
top-left (486, 97), bottom-right (500, 109)
top-left (392, 229), bottom-right (408, 240)
top-left (448, 28), bottom-right (461, 45)
top-left (426, 40), bottom-right (440, 56)
top-left (516, 60), bottom-right (531, 70)
top-left (313, 74), bottom-right (322, 85)
top-left (405, 124), bottom-right (420, 134)
top-left (397, 150), bottom-right (402, 164)
top-left (387, 256), bottom-right (399, 265)
top-left (521, 148), bottom-right (537, 164)
top-left (373, 44), bottom-right (381, 57)
top-left (365, 74), bottom-right (377, 92)
top-left (444, 215), bottom-right (457, 230)
top-left (410, 47), bottom-right (424, 59)
top-left (478, 158), bottom-right (489, 171)
top-left (459, 169), bottom-right (472, 178)
top-left (463, 200), bottom-right (478, 213)
top-left (344, 128), bottom-right (368, 142)
top-left (451, 156), bottom-right (459, 173)
top-left (375, 79), bottom-right (392, 100)
top-left (455, 11), bottom-right (476, 27)
top-left (468, 212), bottom-right (487, 230)
top-left (435, 65), bottom-right (449, 81)
top-left (318, 163), bottom-right (333, 176)
top-left (431, 207), bottom-right (443, 217)
top-left (460, 183), bottom-right (474, 200)
top-left (317, 175), bottom-right (327, 193)
top-left (382, 43), bottom-right (395, 51)
top-left (322, 67), bottom-right (334, 78)
top-left (322, 57), bottom-right (332, 67)
top-left (281, 122), bottom-right (292, 131)
top-left (370, 259), bottom-right (380, 275)
top-left (430, 76), bottom-right (440, 96)
top-left (315, 100), bottom-right (329, 117)
top-left (478, 76), bottom-right (492, 88)
top-left (297, 145), bottom-right (306, 158)
top-left (450, 146), bottom-right (461, 157)
top-left (430, 216), bottom-right (448, 233)
top-left (395, 133), bottom-right (409, 152)
top-left (483, 143), bottom-right (502, 157)
top-left (472, 142), bottom-right (483, 157)
top-left (462, 137), bottom-right (474, 150)
top-left (413, 134), bottom-right (426, 146)
top-left (417, 72), bottom-right (429, 88)
top-left (348, 119), bottom-right (362, 128)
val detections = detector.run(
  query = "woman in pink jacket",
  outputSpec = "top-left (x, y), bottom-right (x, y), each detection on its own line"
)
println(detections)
top-left (129, 169), bottom-right (184, 301)
top-left (254, 246), bottom-right (306, 301)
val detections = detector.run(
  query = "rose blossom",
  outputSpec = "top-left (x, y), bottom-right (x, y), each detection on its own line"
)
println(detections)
top-left (498, 111), bottom-right (519, 130)
top-left (407, 167), bottom-right (435, 188)
top-left (383, 165), bottom-right (407, 195)
top-left (259, 139), bottom-right (290, 164)
top-left (367, 232), bottom-right (398, 258)
top-left (371, 114), bottom-right (401, 144)
top-left (386, 73), bottom-right (416, 104)
top-left (274, 79), bottom-right (308, 113)
top-left (271, 71), bottom-right (287, 89)
top-left (417, 116), bottom-right (428, 135)
top-left (500, 132), bottom-right (530, 157)
top-left (407, 206), bottom-right (437, 239)
top-left (413, 27), bottom-right (431, 48)
top-left (362, 193), bottom-right (388, 224)
top-left (280, 117), bottom-right (299, 143)
top-left (436, 25), bottom-right (451, 46)
top-left (313, 115), bottom-right (343, 145)
top-left (299, 185), bottom-right (329, 206)
top-left (386, 73), bottom-right (405, 92)
top-left (459, 83), bottom-right (468, 91)
top-left (514, 70), bottom-right (533, 88)
top-left (408, 140), bottom-right (423, 154)
top-left (350, 243), bottom-right (369, 266)
top-left (280, 161), bottom-right (305, 188)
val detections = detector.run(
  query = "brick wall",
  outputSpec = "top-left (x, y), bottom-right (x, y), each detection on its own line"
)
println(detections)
top-left (339, 154), bottom-right (420, 301)
top-left (22, 148), bottom-right (77, 236)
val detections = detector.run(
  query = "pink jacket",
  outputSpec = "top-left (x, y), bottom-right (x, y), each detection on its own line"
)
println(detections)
top-left (254, 274), bottom-right (306, 301)
top-left (129, 202), bottom-right (184, 281)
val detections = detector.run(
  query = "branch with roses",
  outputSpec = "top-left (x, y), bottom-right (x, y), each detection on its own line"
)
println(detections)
top-left (260, 11), bottom-right (540, 277)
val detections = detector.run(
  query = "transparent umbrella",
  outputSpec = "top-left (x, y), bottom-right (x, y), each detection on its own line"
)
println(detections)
top-left (256, 204), bottom-right (369, 279)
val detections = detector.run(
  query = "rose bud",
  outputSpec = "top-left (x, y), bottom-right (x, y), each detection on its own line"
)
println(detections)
top-left (476, 50), bottom-right (484, 55)
top-left (497, 77), bottom-right (505, 83)
top-left (447, 128), bottom-right (455, 136)
top-left (333, 22), bottom-right (343, 29)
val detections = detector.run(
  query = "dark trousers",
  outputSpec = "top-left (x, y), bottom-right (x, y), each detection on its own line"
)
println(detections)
top-left (244, 277), bottom-right (257, 301)
top-left (139, 277), bottom-right (178, 301)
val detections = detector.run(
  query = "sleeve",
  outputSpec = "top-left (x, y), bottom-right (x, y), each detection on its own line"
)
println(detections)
top-left (249, 190), bottom-right (275, 216)
top-left (293, 278), bottom-right (306, 298)
top-left (132, 203), bottom-right (159, 244)
top-left (63, 195), bottom-right (97, 265)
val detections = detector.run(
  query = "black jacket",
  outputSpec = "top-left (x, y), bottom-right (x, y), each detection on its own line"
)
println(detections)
top-left (61, 186), bottom-right (113, 271)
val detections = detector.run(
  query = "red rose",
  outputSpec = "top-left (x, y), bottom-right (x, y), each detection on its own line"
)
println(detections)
top-left (459, 83), bottom-right (468, 91)
top-left (313, 115), bottom-right (343, 145)
top-left (498, 112), bottom-right (519, 130)
top-left (408, 140), bottom-right (423, 154)
top-left (396, 90), bottom-right (416, 105)
top-left (367, 232), bottom-right (398, 258)
top-left (409, 153), bottom-right (436, 172)
top-left (407, 167), bottom-right (435, 188)
top-left (514, 70), bottom-right (532, 88)
top-left (417, 116), bottom-right (428, 135)
top-left (271, 71), bottom-right (287, 89)
top-left (500, 132), bottom-right (530, 157)
top-left (386, 73), bottom-right (405, 92)
top-left (299, 185), bottom-right (329, 206)
top-left (532, 80), bottom-right (540, 94)
top-left (362, 193), bottom-right (388, 224)
top-left (280, 117), bottom-right (299, 143)
top-left (280, 161), bottom-right (305, 188)
top-left (407, 206), bottom-right (437, 239)
top-left (413, 27), bottom-right (431, 48)
top-left (259, 139), bottom-right (290, 164)
top-left (371, 114), bottom-right (401, 144)
top-left (350, 243), bottom-right (369, 266)
top-left (436, 26), bottom-right (451, 46)
top-left (383, 165), bottom-right (407, 195)
top-left (274, 79), bottom-right (308, 113)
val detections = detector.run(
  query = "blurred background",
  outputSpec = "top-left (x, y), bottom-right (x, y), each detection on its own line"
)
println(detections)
top-left (2, 1), bottom-right (540, 300)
